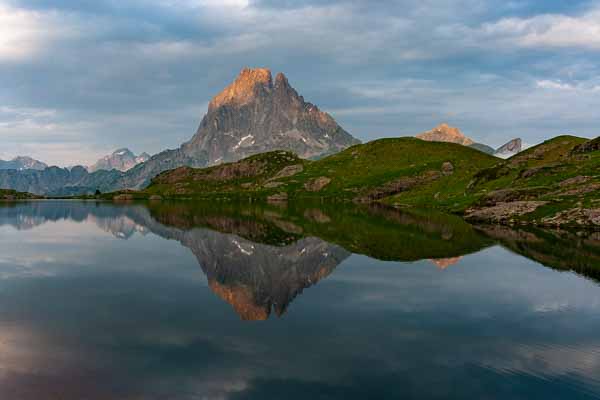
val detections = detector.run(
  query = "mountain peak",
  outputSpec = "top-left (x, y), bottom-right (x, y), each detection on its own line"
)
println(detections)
top-left (209, 67), bottom-right (273, 111)
top-left (274, 72), bottom-right (289, 85)
top-left (416, 123), bottom-right (475, 146)
top-left (112, 148), bottom-right (134, 157)
top-left (494, 138), bottom-right (522, 159)
top-left (0, 156), bottom-right (48, 171)
top-left (88, 148), bottom-right (149, 172)
top-left (185, 67), bottom-right (360, 165)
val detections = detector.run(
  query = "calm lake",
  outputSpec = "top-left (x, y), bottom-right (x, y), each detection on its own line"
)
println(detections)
top-left (0, 200), bottom-right (599, 399)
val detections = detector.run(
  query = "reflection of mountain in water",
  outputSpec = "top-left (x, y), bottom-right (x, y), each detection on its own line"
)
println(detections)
top-left (91, 214), bottom-right (149, 239)
top-left (190, 235), bottom-right (347, 320)
top-left (0, 202), bottom-right (348, 320)
top-left (129, 208), bottom-right (350, 320)
top-left (2, 201), bottom-right (598, 319)
top-left (0, 202), bottom-right (148, 239)
top-left (430, 257), bottom-right (463, 269)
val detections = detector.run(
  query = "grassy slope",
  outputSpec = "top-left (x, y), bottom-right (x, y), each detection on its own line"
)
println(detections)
top-left (464, 135), bottom-right (600, 223)
top-left (286, 138), bottom-right (497, 203)
top-left (141, 138), bottom-right (498, 206)
top-left (0, 189), bottom-right (40, 200)
top-left (144, 150), bottom-right (308, 199)
top-left (114, 135), bottom-right (600, 226)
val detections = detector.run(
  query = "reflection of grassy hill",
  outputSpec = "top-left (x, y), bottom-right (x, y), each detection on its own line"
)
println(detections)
top-left (293, 204), bottom-right (493, 261)
top-left (141, 138), bottom-right (497, 204)
top-left (146, 201), bottom-right (304, 246)
top-left (476, 225), bottom-right (600, 282)
top-left (145, 201), bottom-right (494, 262)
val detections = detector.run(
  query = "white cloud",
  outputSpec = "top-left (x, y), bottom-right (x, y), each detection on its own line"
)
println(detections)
top-left (0, 3), bottom-right (74, 61)
top-left (535, 80), bottom-right (574, 91)
top-left (480, 8), bottom-right (600, 50)
top-left (536, 79), bottom-right (600, 92)
top-left (129, 3), bottom-right (419, 63)
top-left (0, 105), bottom-right (103, 165)
top-left (158, 0), bottom-right (249, 9)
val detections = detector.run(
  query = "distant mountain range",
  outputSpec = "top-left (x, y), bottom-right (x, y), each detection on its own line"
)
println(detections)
top-left (0, 67), bottom-right (359, 195)
top-left (0, 156), bottom-right (48, 171)
top-left (0, 149), bottom-right (151, 195)
top-left (87, 148), bottom-right (150, 173)
top-left (0, 148), bottom-right (150, 175)
top-left (0, 166), bottom-right (122, 196)
top-left (416, 123), bottom-right (523, 158)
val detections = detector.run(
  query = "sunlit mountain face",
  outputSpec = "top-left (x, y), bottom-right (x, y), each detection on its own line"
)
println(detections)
top-left (0, 201), bottom-right (600, 399)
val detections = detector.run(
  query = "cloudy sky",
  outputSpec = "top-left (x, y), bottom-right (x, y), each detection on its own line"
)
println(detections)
top-left (1, 0), bottom-right (599, 166)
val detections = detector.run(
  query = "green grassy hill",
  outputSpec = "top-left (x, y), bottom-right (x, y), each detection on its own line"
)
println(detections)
top-left (141, 138), bottom-right (498, 204)
top-left (462, 135), bottom-right (600, 226)
top-left (0, 189), bottom-right (41, 200)
top-left (110, 135), bottom-right (599, 228)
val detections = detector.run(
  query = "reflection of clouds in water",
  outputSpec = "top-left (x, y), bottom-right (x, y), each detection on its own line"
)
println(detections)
top-left (533, 301), bottom-right (571, 313)
top-left (0, 316), bottom-right (272, 400)
top-left (0, 257), bottom-right (56, 279)
top-left (475, 342), bottom-right (600, 391)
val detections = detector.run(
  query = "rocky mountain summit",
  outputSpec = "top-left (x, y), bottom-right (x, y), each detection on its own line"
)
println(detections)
top-left (416, 123), bottom-right (522, 158)
top-left (181, 67), bottom-right (359, 165)
top-left (88, 148), bottom-right (150, 172)
top-left (493, 138), bottom-right (522, 158)
top-left (120, 67), bottom-right (358, 190)
top-left (469, 138), bottom-right (523, 158)
top-left (0, 156), bottom-right (48, 171)
top-left (417, 124), bottom-right (475, 146)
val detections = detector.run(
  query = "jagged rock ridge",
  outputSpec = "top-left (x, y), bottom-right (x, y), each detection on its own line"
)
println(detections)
top-left (88, 148), bottom-right (150, 172)
top-left (416, 123), bottom-right (522, 158)
top-left (416, 123), bottom-right (475, 146)
top-left (0, 166), bottom-right (122, 196)
top-left (494, 138), bottom-right (522, 159)
top-left (469, 138), bottom-right (522, 158)
top-left (0, 156), bottom-right (48, 171)
top-left (181, 67), bottom-right (360, 165)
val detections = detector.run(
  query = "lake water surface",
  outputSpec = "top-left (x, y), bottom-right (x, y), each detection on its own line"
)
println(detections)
top-left (0, 201), bottom-right (599, 399)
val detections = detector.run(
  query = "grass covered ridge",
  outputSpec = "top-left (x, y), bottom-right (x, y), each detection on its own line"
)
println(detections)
top-left (461, 135), bottom-right (600, 227)
top-left (139, 138), bottom-right (498, 204)
top-left (0, 189), bottom-right (41, 200)
top-left (107, 135), bottom-right (600, 227)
